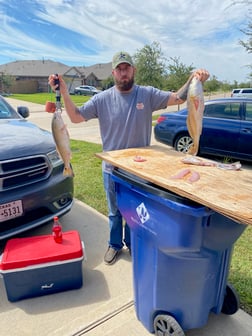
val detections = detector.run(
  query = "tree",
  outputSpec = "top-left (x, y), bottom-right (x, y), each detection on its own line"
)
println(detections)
top-left (133, 41), bottom-right (167, 88)
top-left (165, 57), bottom-right (194, 91)
top-left (0, 73), bottom-right (13, 93)
top-left (239, 20), bottom-right (252, 53)
top-left (236, 1), bottom-right (252, 79)
top-left (204, 75), bottom-right (221, 92)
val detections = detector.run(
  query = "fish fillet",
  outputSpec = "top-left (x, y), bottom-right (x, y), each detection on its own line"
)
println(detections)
top-left (186, 77), bottom-right (204, 155)
top-left (170, 168), bottom-right (200, 183)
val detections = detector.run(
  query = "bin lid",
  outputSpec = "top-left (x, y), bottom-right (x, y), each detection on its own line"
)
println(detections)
top-left (0, 230), bottom-right (83, 270)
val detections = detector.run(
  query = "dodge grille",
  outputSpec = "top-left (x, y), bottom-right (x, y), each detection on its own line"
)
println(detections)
top-left (0, 156), bottom-right (51, 191)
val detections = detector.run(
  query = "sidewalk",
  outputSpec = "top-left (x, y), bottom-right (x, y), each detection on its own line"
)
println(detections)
top-left (0, 98), bottom-right (251, 335)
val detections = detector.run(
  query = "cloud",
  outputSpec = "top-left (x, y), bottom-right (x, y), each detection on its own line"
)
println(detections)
top-left (0, 0), bottom-right (251, 82)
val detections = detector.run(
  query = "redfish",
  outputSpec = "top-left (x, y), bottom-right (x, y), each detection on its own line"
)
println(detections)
top-left (186, 77), bottom-right (204, 155)
top-left (51, 111), bottom-right (74, 177)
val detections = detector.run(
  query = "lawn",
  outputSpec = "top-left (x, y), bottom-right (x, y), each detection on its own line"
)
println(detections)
top-left (11, 92), bottom-right (90, 106)
top-left (11, 94), bottom-right (252, 315)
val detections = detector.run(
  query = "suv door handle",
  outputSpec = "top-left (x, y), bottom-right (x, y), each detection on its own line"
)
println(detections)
top-left (241, 128), bottom-right (252, 133)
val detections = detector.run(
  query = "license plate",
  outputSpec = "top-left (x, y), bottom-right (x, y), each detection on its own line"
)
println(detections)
top-left (0, 200), bottom-right (23, 222)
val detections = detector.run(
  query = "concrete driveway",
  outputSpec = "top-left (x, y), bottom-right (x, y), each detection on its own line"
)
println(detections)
top-left (0, 97), bottom-right (251, 336)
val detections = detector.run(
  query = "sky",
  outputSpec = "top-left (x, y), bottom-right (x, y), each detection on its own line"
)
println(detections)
top-left (0, 0), bottom-right (251, 83)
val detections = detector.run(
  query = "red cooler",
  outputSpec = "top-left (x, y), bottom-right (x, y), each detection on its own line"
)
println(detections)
top-left (0, 230), bottom-right (84, 302)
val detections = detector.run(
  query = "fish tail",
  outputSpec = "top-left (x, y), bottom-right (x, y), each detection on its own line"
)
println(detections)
top-left (188, 143), bottom-right (199, 156)
top-left (63, 166), bottom-right (74, 177)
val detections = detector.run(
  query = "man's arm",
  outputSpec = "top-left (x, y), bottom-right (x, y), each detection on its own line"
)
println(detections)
top-left (167, 69), bottom-right (209, 106)
top-left (48, 74), bottom-right (86, 123)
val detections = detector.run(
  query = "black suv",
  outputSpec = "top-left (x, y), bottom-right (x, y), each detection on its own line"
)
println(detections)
top-left (0, 95), bottom-right (74, 239)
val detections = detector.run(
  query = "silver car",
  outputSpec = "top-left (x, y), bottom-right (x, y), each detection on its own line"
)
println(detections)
top-left (74, 85), bottom-right (101, 96)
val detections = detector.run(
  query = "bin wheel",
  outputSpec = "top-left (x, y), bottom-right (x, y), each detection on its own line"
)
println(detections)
top-left (154, 314), bottom-right (185, 336)
top-left (221, 283), bottom-right (240, 315)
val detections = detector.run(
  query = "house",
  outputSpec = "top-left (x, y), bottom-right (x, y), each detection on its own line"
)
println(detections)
top-left (0, 59), bottom-right (112, 94)
top-left (64, 62), bottom-right (112, 93)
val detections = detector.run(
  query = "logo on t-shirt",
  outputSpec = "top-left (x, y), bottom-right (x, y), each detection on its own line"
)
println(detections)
top-left (136, 102), bottom-right (144, 110)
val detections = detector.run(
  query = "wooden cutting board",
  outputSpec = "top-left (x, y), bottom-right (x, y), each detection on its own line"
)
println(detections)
top-left (96, 146), bottom-right (252, 226)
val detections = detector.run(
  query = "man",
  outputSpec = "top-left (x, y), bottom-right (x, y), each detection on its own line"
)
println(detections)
top-left (48, 51), bottom-right (209, 265)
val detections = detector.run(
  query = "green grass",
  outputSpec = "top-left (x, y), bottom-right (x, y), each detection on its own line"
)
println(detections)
top-left (11, 94), bottom-right (252, 316)
top-left (229, 225), bottom-right (252, 314)
top-left (11, 93), bottom-right (90, 107)
top-left (70, 140), bottom-right (107, 214)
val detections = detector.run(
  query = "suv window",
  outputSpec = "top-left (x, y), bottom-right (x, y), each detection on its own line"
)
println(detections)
top-left (232, 89), bottom-right (240, 94)
top-left (243, 89), bottom-right (252, 94)
top-left (204, 103), bottom-right (240, 120)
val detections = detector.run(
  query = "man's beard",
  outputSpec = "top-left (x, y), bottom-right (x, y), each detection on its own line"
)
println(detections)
top-left (115, 77), bottom-right (134, 91)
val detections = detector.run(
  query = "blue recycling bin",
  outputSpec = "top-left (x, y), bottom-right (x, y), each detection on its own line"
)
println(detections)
top-left (112, 168), bottom-right (247, 335)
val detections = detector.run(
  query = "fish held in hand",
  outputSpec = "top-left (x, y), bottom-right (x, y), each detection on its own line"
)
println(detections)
top-left (51, 111), bottom-right (74, 177)
top-left (186, 77), bottom-right (204, 156)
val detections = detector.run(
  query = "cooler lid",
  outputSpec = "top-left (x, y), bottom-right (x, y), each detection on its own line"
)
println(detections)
top-left (0, 230), bottom-right (83, 270)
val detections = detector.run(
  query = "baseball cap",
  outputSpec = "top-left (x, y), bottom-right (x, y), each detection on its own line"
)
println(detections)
top-left (112, 51), bottom-right (134, 69)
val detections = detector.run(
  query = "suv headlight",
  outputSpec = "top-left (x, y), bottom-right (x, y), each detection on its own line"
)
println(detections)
top-left (47, 150), bottom-right (63, 167)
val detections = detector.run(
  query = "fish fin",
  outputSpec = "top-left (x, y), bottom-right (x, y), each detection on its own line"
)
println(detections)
top-left (63, 166), bottom-right (74, 177)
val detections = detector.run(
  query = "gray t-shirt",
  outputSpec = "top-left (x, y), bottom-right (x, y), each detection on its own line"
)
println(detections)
top-left (79, 84), bottom-right (170, 153)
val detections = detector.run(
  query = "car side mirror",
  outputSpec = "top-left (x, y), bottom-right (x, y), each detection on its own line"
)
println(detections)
top-left (17, 106), bottom-right (30, 118)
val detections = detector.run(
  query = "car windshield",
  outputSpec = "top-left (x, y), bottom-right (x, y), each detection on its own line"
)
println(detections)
top-left (0, 98), bottom-right (20, 119)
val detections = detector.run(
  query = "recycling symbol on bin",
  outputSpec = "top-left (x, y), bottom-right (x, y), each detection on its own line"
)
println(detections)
top-left (136, 202), bottom-right (150, 224)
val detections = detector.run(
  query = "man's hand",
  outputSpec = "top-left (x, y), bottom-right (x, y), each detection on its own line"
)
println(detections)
top-left (193, 69), bottom-right (210, 82)
top-left (48, 74), bottom-right (68, 95)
